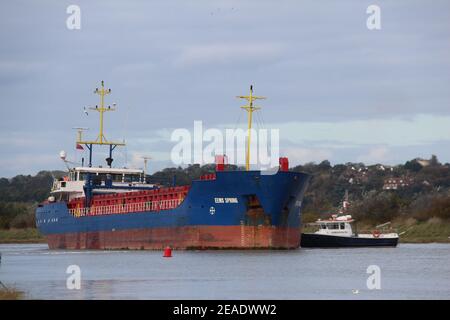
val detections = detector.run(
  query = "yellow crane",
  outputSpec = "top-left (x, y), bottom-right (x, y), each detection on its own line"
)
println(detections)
top-left (237, 85), bottom-right (266, 171)
top-left (76, 81), bottom-right (125, 168)
top-left (77, 80), bottom-right (125, 146)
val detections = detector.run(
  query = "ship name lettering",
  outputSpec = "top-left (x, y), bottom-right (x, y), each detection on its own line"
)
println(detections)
top-left (214, 197), bottom-right (238, 204)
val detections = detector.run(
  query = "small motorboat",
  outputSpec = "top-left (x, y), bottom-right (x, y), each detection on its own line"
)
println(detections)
top-left (301, 215), bottom-right (399, 248)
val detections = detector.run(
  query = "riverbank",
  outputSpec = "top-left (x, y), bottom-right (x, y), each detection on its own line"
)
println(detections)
top-left (0, 286), bottom-right (23, 300)
top-left (0, 228), bottom-right (45, 244)
top-left (0, 220), bottom-right (449, 244)
top-left (354, 218), bottom-right (450, 243)
top-left (394, 218), bottom-right (450, 243)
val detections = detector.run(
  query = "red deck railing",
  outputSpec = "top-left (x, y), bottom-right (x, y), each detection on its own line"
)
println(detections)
top-left (69, 198), bottom-right (184, 217)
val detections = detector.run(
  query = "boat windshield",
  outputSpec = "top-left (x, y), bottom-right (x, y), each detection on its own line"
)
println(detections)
top-left (320, 222), bottom-right (347, 230)
top-left (327, 223), bottom-right (340, 230)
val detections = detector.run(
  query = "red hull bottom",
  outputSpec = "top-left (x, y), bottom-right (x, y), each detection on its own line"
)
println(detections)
top-left (46, 226), bottom-right (301, 250)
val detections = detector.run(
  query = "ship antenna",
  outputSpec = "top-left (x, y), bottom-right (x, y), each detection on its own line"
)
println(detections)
top-left (142, 156), bottom-right (152, 177)
top-left (237, 85), bottom-right (266, 171)
top-left (77, 81), bottom-right (125, 168)
top-left (72, 127), bottom-right (89, 144)
top-left (92, 80), bottom-right (115, 144)
top-left (342, 189), bottom-right (350, 213)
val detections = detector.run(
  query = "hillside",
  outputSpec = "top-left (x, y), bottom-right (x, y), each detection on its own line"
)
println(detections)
top-left (292, 156), bottom-right (450, 224)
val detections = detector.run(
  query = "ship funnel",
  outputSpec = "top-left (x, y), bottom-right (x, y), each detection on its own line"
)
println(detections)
top-left (215, 155), bottom-right (227, 172)
top-left (279, 157), bottom-right (289, 171)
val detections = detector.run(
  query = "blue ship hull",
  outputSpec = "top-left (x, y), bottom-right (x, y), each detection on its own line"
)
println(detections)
top-left (36, 170), bottom-right (310, 249)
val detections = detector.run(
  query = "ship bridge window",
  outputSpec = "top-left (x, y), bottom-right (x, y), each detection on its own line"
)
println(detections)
top-left (340, 223), bottom-right (345, 230)
top-left (327, 223), bottom-right (339, 230)
top-left (112, 174), bottom-right (123, 182)
top-left (93, 176), bottom-right (102, 185)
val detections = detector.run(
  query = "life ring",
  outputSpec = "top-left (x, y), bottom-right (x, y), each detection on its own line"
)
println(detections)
top-left (372, 230), bottom-right (381, 238)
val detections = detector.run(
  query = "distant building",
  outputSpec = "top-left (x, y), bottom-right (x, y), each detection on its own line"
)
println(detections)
top-left (415, 158), bottom-right (431, 167)
top-left (383, 177), bottom-right (413, 190)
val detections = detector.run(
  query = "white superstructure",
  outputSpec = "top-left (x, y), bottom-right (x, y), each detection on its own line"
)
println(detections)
top-left (51, 166), bottom-right (152, 201)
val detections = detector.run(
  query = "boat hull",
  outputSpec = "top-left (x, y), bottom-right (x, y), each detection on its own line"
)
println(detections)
top-left (300, 233), bottom-right (398, 248)
top-left (37, 170), bottom-right (310, 250)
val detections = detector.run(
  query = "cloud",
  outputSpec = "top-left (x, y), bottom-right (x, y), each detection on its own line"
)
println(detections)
top-left (357, 146), bottom-right (390, 164)
top-left (282, 147), bottom-right (332, 165)
top-left (1, 1), bottom-right (450, 177)
top-left (273, 114), bottom-right (450, 147)
top-left (0, 60), bottom-right (48, 85)
top-left (173, 42), bottom-right (285, 67)
top-left (0, 154), bottom-right (59, 176)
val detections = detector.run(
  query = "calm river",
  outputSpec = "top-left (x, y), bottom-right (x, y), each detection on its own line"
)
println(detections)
top-left (0, 243), bottom-right (449, 299)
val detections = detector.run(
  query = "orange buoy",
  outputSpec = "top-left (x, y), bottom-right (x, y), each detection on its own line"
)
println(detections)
top-left (163, 246), bottom-right (172, 257)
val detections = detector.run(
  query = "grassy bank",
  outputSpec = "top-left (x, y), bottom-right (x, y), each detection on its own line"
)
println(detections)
top-left (394, 218), bottom-right (450, 243)
top-left (0, 228), bottom-right (45, 244)
top-left (0, 286), bottom-right (23, 300)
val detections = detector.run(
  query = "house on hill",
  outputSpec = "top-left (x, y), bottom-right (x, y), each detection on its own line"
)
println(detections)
top-left (383, 177), bottom-right (413, 190)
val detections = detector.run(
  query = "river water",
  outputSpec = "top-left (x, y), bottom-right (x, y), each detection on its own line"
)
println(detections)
top-left (0, 243), bottom-right (449, 299)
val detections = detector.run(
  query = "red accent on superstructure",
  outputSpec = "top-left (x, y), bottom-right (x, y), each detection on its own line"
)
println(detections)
top-left (279, 157), bottom-right (289, 172)
top-left (67, 185), bottom-right (190, 216)
top-left (45, 225), bottom-right (301, 250)
top-left (215, 155), bottom-right (227, 172)
top-left (199, 173), bottom-right (216, 181)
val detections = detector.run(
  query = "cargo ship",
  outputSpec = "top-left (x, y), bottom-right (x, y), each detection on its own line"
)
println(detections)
top-left (36, 82), bottom-right (310, 250)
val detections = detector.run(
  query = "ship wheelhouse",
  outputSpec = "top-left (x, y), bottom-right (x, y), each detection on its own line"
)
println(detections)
top-left (50, 166), bottom-right (150, 202)
top-left (315, 215), bottom-right (354, 237)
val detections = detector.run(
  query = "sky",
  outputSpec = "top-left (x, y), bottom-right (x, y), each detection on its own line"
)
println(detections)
top-left (0, 0), bottom-right (449, 177)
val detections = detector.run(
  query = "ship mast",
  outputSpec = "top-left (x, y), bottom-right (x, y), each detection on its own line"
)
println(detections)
top-left (237, 85), bottom-right (266, 171)
top-left (77, 81), bottom-right (125, 168)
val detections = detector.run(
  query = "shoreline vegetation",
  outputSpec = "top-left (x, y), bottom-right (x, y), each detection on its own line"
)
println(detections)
top-left (0, 283), bottom-right (23, 300)
top-left (0, 228), bottom-right (45, 244)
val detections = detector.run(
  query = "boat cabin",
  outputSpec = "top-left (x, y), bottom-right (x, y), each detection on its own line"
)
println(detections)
top-left (314, 215), bottom-right (355, 237)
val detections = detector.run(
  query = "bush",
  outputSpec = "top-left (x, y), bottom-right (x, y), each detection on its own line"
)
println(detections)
top-left (9, 213), bottom-right (36, 229)
top-left (348, 191), bottom-right (403, 223)
top-left (302, 212), bottom-right (319, 223)
top-left (0, 202), bottom-right (34, 229)
top-left (412, 194), bottom-right (450, 221)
